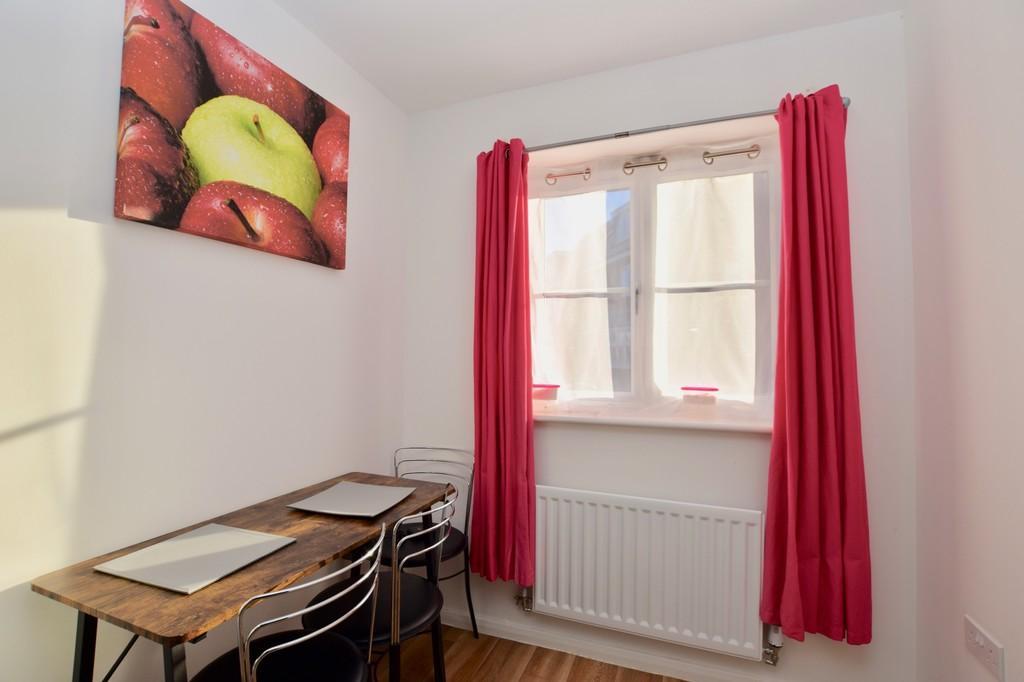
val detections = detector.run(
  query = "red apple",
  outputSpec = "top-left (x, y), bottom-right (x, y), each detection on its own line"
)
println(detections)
top-left (121, 0), bottom-right (205, 131)
top-left (312, 111), bottom-right (350, 184)
top-left (166, 0), bottom-right (194, 27)
top-left (324, 102), bottom-right (347, 120)
top-left (179, 181), bottom-right (327, 265)
top-left (115, 87), bottom-right (198, 225)
top-left (190, 14), bottom-right (325, 143)
top-left (312, 182), bottom-right (347, 269)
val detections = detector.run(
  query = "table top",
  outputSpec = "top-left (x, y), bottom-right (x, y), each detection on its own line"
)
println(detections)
top-left (31, 472), bottom-right (451, 645)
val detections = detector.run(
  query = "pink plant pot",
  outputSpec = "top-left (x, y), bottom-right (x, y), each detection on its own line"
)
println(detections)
top-left (681, 385), bottom-right (719, 405)
top-left (532, 384), bottom-right (560, 401)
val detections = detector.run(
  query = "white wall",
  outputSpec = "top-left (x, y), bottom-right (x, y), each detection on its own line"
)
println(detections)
top-left (905, 2), bottom-right (1024, 681)
top-left (0, 1), bottom-right (408, 679)
top-left (402, 13), bottom-right (917, 682)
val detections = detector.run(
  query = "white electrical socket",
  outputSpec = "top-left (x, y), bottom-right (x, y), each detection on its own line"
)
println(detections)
top-left (965, 614), bottom-right (1005, 681)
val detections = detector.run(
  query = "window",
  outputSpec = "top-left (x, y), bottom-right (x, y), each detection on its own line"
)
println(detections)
top-left (529, 127), bottom-right (777, 425)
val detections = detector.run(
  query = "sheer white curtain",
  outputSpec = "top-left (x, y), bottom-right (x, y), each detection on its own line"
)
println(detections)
top-left (529, 192), bottom-right (619, 399)
top-left (653, 174), bottom-right (757, 402)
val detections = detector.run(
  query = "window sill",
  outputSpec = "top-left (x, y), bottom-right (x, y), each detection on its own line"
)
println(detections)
top-left (532, 401), bottom-right (772, 434)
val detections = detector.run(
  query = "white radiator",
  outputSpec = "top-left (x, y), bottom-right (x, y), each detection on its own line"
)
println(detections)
top-left (534, 485), bottom-right (765, 661)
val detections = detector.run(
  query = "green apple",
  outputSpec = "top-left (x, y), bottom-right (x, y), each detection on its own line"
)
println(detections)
top-left (182, 95), bottom-right (321, 218)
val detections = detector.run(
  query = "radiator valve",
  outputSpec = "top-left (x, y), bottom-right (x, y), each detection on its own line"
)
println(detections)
top-left (515, 587), bottom-right (534, 613)
top-left (762, 624), bottom-right (783, 665)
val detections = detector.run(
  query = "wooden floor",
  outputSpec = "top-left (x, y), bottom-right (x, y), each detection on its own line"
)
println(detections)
top-left (377, 626), bottom-right (685, 682)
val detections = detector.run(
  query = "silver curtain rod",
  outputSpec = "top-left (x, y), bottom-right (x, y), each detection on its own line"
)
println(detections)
top-left (524, 97), bottom-right (851, 154)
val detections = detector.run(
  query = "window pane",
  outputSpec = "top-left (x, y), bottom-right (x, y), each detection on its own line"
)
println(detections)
top-left (653, 290), bottom-right (756, 402)
top-left (529, 189), bottom-right (631, 397)
top-left (655, 174), bottom-right (755, 285)
top-left (532, 295), bottom-right (630, 398)
top-left (529, 190), bottom-right (631, 292)
top-left (606, 293), bottom-right (632, 392)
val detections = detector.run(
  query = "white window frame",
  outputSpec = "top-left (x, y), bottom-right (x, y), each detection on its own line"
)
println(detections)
top-left (529, 136), bottom-right (780, 431)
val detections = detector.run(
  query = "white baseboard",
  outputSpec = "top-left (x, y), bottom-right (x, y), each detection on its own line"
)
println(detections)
top-left (441, 608), bottom-right (784, 682)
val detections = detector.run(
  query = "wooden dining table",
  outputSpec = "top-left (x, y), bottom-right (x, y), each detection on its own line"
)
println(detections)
top-left (31, 471), bottom-right (452, 682)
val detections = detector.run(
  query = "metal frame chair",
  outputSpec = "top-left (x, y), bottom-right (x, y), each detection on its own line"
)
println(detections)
top-left (392, 447), bottom-right (478, 638)
top-left (387, 489), bottom-right (459, 681)
top-left (192, 524), bottom-right (386, 682)
top-left (301, 490), bottom-right (459, 682)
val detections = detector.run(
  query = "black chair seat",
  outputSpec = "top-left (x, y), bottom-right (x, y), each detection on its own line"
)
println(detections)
top-left (382, 527), bottom-right (467, 568)
top-left (303, 572), bottom-right (443, 648)
top-left (190, 629), bottom-right (368, 682)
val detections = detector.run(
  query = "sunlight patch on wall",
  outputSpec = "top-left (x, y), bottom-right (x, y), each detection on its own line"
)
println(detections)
top-left (0, 209), bottom-right (106, 589)
top-left (0, 417), bottom-right (91, 589)
top-left (0, 210), bottom-right (105, 432)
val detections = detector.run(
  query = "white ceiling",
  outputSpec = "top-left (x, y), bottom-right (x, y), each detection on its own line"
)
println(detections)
top-left (275, 1), bottom-right (904, 112)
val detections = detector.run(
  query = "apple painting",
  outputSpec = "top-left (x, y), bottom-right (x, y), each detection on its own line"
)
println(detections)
top-left (114, 0), bottom-right (350, 269)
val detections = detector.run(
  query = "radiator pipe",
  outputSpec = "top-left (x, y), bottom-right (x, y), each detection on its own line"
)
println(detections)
top-left (515, 587), bottom-right (534, 613)
top-left (763, 624), bottom-right (784, 665)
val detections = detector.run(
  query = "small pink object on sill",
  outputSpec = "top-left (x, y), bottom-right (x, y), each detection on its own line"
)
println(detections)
top-left (681, 386), bottom-right (718, 405)
top-left (532, 384), bottom-right (560, 401)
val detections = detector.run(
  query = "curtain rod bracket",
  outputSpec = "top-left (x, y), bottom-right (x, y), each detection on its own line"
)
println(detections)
top-left (703, 144), bottom-right (761, 165)
top-left (544, 167), bottom-right (591, 185)
top-left (622, 156), bottom-right (668, 175)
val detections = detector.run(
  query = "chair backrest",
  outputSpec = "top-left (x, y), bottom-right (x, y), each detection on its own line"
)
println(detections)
top-left (393, 447), bottom-right (473, 535)
top-left (389, 489), bottom-right (458, 644)
top-left (236, 524), bottom-right (386, 682)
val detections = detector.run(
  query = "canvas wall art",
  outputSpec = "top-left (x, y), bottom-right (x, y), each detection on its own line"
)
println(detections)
top-left (116, 0), bottom-right (350, 269)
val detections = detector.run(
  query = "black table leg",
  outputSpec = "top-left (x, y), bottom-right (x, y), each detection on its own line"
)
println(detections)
top-left (162, 644), bottom-right (186, 682)
top-left (72, 612), bottom-right (97, 682)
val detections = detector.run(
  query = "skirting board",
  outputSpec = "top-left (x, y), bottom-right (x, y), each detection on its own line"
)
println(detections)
top-left (440, 608), bottom-right (787, 682)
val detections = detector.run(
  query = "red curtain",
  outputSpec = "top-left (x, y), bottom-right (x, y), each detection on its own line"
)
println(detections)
top-left (470, 139), bottom-right (536, 587)
top-left (760, 85), bottom-right (872, 644)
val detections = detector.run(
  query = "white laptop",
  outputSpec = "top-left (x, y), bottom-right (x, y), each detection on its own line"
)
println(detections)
top-left (287, 481), bottom-right (416, 518)
top-left (94, 523), bottom-right (295, 595)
